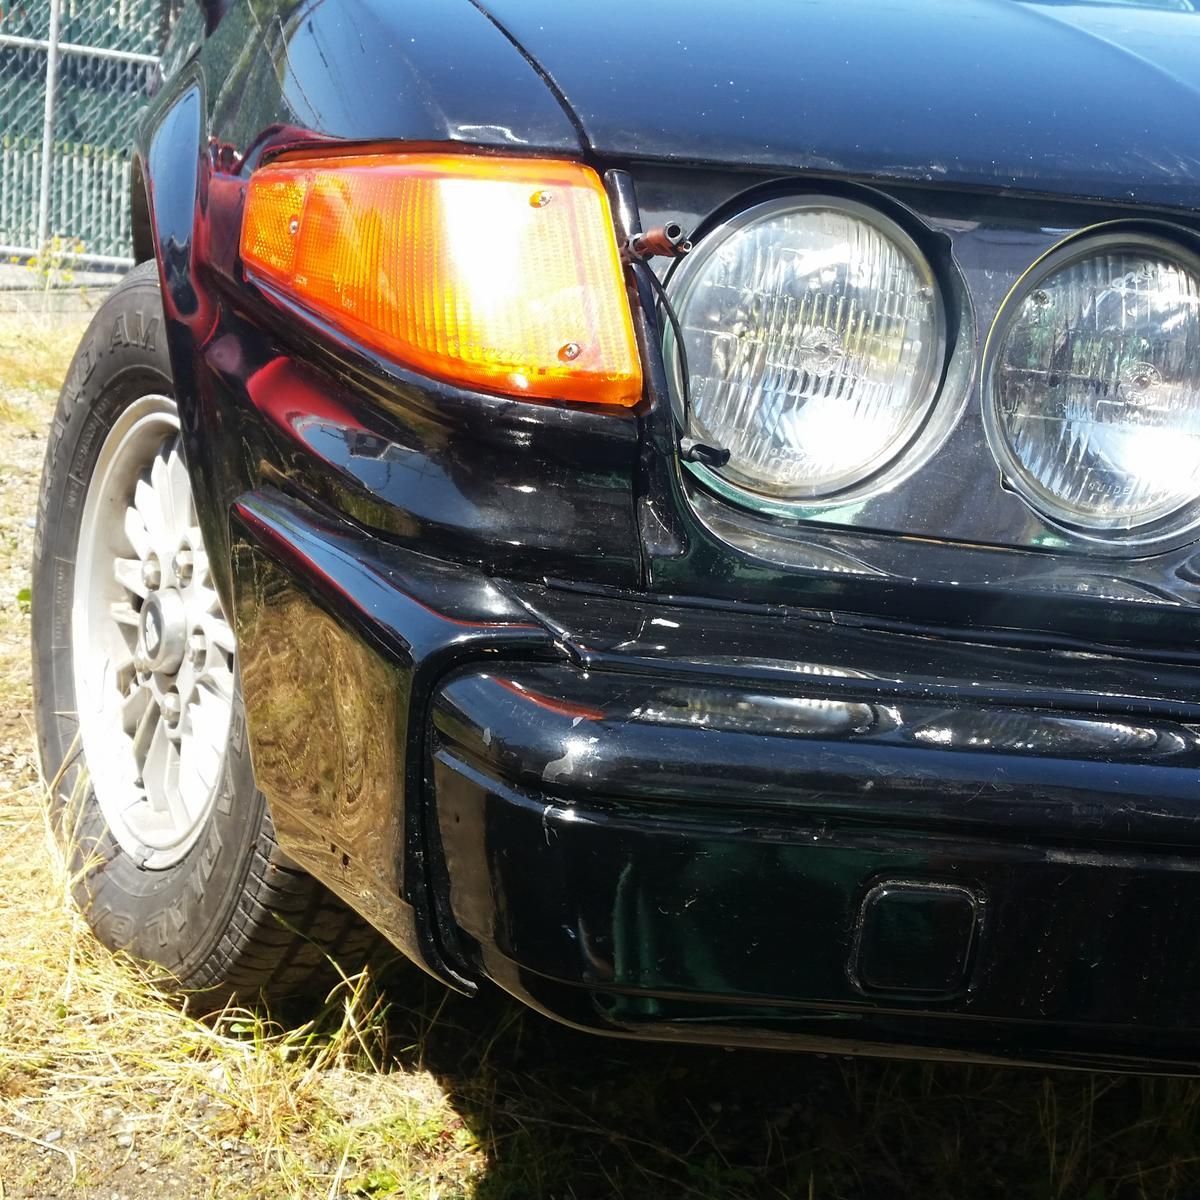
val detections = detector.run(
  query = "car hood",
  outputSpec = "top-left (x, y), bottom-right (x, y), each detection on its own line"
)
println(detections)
top-left (474, 0), bottom-right (1200, 210)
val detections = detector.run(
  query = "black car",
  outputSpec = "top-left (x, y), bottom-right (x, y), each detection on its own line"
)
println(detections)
top-left (30, 0), bottom-right (1200, 1073)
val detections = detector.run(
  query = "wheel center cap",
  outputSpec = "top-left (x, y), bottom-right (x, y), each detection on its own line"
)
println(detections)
top-left (136, 589), bottom-right (187, 674)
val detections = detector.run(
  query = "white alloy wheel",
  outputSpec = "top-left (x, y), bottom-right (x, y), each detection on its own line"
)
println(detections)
top-left (72, 394), bottom-right (236, 870)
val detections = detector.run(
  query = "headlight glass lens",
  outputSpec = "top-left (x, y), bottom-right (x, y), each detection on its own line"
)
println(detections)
top-left (667, 198), bottom-right (944, 500)
top-left (989, 240), bottom-right (1200, 533)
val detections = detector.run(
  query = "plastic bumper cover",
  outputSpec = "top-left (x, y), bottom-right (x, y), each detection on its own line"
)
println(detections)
top-left (231, 487), bottom-right (1200, 1069)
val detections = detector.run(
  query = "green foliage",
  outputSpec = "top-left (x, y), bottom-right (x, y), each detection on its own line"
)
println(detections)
top-left (347, 1166), bottom-right (402, 1197)
top-left (23, 236), bottom-right (87, 295)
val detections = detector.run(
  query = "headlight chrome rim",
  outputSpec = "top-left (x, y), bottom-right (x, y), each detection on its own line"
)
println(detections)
top-left (983, 229), bottom-right (1200, 547)
top-left (664, 194), bottom-right (951, 510)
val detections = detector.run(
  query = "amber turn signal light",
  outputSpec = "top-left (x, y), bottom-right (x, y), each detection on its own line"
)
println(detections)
top-left (240, 153), bottom-right (643, 407)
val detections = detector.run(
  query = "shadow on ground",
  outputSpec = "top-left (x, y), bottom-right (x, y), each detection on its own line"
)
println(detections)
top-left (364, 971), bottom-right (1200, 1200)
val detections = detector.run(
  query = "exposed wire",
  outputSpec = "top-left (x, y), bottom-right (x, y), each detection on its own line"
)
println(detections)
top-left (633, 258), bottom-right (690, 418)
top-left (634, 260), bottom-right (730, 467)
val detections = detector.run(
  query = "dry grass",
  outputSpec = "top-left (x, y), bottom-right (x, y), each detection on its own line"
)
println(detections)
top-left (0, 314), bottom-right (93, 416)
top-left (4, 303), bottom-right (1200, 1200)
top-left (0, 805), bottom-right (482, 1198)
top-left (0, 319), bottom-right (481, 1198)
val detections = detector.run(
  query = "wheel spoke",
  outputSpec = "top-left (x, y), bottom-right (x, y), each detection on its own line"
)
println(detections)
top-left (105, 639), bottom-right (135, 676)
top-left (180, 725), bottom-right (219, 806)
top-left (123, 505), bottom-right (152, 561)
top-left (120, 684), bottom-right (149, 733)
top-left (167, 448), bottom-right (194, 536)
top-left (142, 722), bottom-right (186, 832)
top-left (192, 547), bottom-right (212, 591)
top-left (207, 616), bottom-right (237, 656)
top-left (160, 741), bottom-right (190, 831)
top-left (134, 477), bottom-right (167, 550)
top-left (149, 451), bottom-right (177, 539)
top-left (109, 599), bottom-right (140, 628)
top-left (130, 692), bottom-right (160, 767)
top-left (113, 556), bottom-right (148, 599)
top-left (198, 676), bottom-right (232, 718)
top-left (140, 709), bottom-right (170, 802)
top-left (174, 659), bottom-right (196, 708)
top-left (189, 684), bottom-right (230, 753)
top-left (200, 658), bottom-right (235, 704)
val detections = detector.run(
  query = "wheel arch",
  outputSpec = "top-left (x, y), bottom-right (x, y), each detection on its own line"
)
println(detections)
top-left (130, 155), bottom-right (155, 265)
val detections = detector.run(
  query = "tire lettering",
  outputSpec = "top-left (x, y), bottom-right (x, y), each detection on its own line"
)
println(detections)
top-left (109, 310), bottom-right (159, 353)
top-left (145, 898), bottom-right (187, 948)
top-left (229, 704), bottom-right (245, 755)
top-left (143, 909), bottom-right (170, 949)
top-left (106, 912), bottom-right (135, 946)
top-left (71, 339), bottom-right (97, 390)
top-left (215, 770), bottom-right (235, 816)
top-left (191, 824), bottom-right (222, 900)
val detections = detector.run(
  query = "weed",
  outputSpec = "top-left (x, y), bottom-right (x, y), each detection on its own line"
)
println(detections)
top-left (0, 313), bottom-right (88, 414)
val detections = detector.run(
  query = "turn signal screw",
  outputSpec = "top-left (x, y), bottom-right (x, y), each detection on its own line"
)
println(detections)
top-left (559, 342), bottom-right (582, 361)
top-left (529, 190), bottom-right (553, 208)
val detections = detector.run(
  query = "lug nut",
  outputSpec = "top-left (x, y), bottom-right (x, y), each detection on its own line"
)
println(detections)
top-left (186, 632), bottom-right (206, 667)
top-left (161, 691), bottom-right (182, 724)
top-left (141, 557), bottom-right (161, 590)
top-left (173, 549), bottom-right (194, 586)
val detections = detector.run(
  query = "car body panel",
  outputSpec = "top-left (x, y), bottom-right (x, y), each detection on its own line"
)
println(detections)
top-left (475, 0), bottom-right (1200, 210)
top-left (200, 0), bottom-right (580, 156)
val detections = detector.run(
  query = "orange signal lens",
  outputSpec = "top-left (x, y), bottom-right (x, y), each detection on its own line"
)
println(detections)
top-left (240, 153), bottom-right (643, 407)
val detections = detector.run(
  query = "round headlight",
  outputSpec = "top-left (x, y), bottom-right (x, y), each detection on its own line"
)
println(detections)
top-left (665, 197), bottom-right (945, 501)
top-left (987, 235), bottom-right (1200, 536)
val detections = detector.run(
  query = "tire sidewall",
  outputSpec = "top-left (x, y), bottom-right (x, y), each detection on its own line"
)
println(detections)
top-left (32, 264), bottom-right (265, 987)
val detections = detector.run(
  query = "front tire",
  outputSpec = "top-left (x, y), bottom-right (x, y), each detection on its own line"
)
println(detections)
top-left (32, 261), bottom-right (382, 1007)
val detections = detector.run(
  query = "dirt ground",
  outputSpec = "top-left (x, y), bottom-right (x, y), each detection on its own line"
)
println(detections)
top-left (4, 314), bottom-right (1200, 1200)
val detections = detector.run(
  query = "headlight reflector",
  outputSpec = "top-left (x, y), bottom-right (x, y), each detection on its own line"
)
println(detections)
top-left (988, 237), bottom-right (1200, 534)
top-left (666, 197), bottom-right (945, 500)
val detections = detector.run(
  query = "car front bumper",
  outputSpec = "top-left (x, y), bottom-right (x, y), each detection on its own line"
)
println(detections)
top-left (230, 485), bottom-right (1200, 1073)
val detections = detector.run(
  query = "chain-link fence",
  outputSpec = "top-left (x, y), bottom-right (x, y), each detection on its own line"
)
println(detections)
top-left (0, 0), bottom-right (180, 268)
